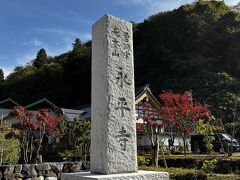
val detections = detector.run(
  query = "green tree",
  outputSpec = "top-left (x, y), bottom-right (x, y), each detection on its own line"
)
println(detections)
top-left (0, 124), bottom-right (20, 165)
top-left (195, 118), bottom-right (216, 153)
top-left (72, 38), bottom-right (82, 52)
top-left (70, 38), bottom-right (90, 61)
top-left (195, 72), bottom-right (240, 124)
top-left (33, 48), bottom-right (48, 69)
top-left (60, 118), bottom-right (91, 161)
top-left (6, 65), bottom-right (35, 82)
top-left (0, 69), bottom-right (4, 82)
top-left (133, 0), bottom-right (240, 126)
top-left (73, 38), bottom-right (82, 51)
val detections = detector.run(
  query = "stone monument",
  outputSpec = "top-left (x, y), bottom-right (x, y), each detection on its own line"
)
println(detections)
top-left (62, 14), bottom-right (169, 180)
top-left (91, 13), bottom-right (137, 175)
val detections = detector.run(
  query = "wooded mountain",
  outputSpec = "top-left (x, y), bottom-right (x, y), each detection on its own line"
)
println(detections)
top-left (0, 1), bottom-right (240, 123)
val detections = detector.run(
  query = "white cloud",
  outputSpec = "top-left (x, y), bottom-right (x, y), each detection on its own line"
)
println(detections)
top-left (33, 38), bottom-right (42, 46)
top-left (0, 56), bottom-right (15, 77)
top-left (117, 0), bottom-right (240, 19)
top-left (118, 0), bottom-right (149, 6)
top-left (16, 53), bottom-right (35, 66)
top-left (1, 66), bottom-right (14, 77)
top-left (118, 0), bottom-right (192, 9)
top-left (225, 0), bottom-right (240, 6)
top-left (51, 10), bottom-right (94, 25)
top-left (46, 32), bottom-right (91, 56)
top-left (23, 38), bottom-right (43, 47)
top-left (27, 28), bottom-right (91, 57)
top-left (22, 28), bottom-right (92, 57)
top-left (68, 10), bottom-right (94, 25)
top-left (117, 0), bottom-right (194, 18)
top-left (0, 53), bottom-right (35, 78)
top-left (36, 28), bottom-right (91, 41)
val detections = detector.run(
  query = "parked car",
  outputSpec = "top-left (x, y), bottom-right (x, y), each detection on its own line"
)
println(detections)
top-left (191, 133), bottom-right (240, 153)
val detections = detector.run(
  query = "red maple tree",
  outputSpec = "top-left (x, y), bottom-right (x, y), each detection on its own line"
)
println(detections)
top-left (136, 103), bottom-right (166, 167)
top-left (159, 91), bottom-right (210, 155)
top-left (12, 107), bottom-right (60, 163)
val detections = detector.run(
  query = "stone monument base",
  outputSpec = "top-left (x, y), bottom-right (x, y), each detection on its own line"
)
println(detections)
top-left (61, 170), bottom-right (169, 180)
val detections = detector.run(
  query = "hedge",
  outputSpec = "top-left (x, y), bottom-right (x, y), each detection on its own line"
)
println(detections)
top-left (138, 155), bottom-right (240, 174)
top-left (207, 174), bottom-right (240, 180)
top-left (157, 156), bottom-right (240, 174)
top-left (139, 166), bottom-right (207, 180)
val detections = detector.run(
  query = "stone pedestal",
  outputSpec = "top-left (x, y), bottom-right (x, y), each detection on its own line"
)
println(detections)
top-left (62, 171), bottom-right (169, 180)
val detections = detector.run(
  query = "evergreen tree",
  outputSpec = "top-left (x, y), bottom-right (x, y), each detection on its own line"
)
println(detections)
top-left (70, 38), bottom-right (89, 60)
top-left (14, 66), bottom-right (23, 72)
top-left (33, 48), bottom-right (48, 69)
top-left (0, 69), bottom-right (4, 82)
top-left (72, 38), bottom-right (82, 52)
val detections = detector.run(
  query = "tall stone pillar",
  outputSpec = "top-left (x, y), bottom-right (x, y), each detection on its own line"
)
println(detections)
top-left (91, 14), bottom-right (137, 174)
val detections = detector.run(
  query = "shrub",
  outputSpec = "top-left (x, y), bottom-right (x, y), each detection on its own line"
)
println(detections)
top-left (177, 142), bottom-right (184, 153)
top-left (201, 159), bottom-right (217, 173)
top-left (138, 156), bottom-right (146, 166)
top-left (0, 131), bottom-right (20, 164)
top-left (215, 159), bottom-right (233, 174)
top-left (58, 150), bottom-right (74, 161)
top-left (195, 119), bottom-right (216, 153)
top-left (60, 118), bottom-right (90, 161)
top-left (158, 156), bottom-right (240, 174)
top-left (137, 156), bottom-right (150, 166)
top-left (208, 173), bottom-right (240, 180)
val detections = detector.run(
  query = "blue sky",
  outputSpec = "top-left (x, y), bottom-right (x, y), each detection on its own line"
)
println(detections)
top-left (0, 0), bottom-right (239, 76)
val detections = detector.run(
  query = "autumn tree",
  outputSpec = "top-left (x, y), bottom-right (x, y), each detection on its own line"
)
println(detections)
top-left (159, 91), bottom-right (210, 156)
top-left (136, 102), bottom-right (167, 167)
top-left (12, 107), bottom-right (60, 164)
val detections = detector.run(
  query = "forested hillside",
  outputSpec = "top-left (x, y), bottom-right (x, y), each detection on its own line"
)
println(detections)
top-left (134, 1), bottom-right (240, 123)
top-left (0, 1), bottom-right (240, 123)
